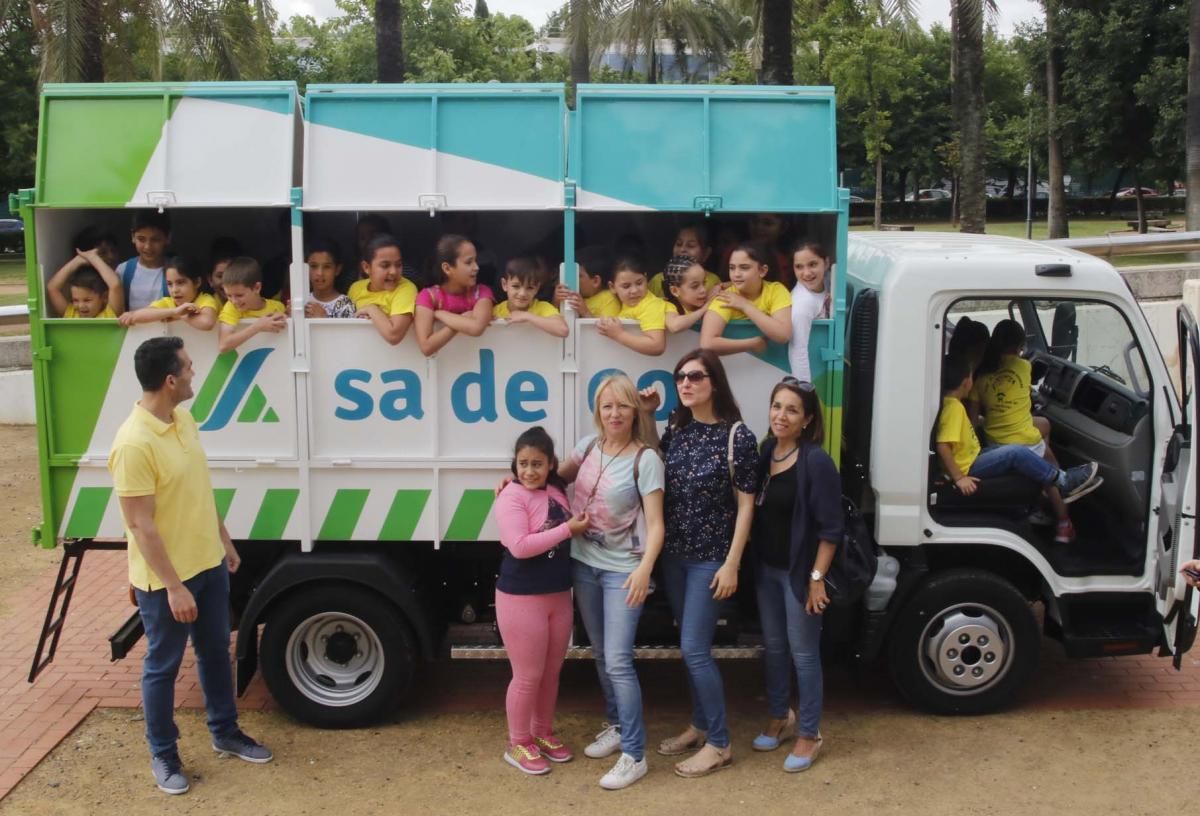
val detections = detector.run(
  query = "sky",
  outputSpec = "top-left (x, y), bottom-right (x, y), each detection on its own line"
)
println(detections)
top-left (275, 0), bottom-right (1045, 38)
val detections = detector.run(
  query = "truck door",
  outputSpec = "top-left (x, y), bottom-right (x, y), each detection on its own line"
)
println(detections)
top-left (1157, 305), bottom-right (1200, 667)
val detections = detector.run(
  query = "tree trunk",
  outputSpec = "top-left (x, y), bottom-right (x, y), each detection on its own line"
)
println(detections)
top-left (760, 0), bottom-right (793, 85)
top-left (953, 0), bottom-right (986, 233)
top-left (80, 0), bottom-right (104, 82)
top-left (1005, 166), bottom-right (1017, 200)
top-left (1106, 167), bottom-right (1126, 215)
top-left (648, 38), bottom-right (657, 84)
top-left (1134, 166), bottom-right (1147, 234)
top-left (874, 154), bottom-right (884, 230)
top-left (897, 167), bottom-right (909, 204)
top-left (1188, 0), bottom-right (1200, 230)
top-left (375, 0), bottom-right (404, 83)
top-left (951, 175), bottom-right (960, 226)
top-left (1045, 0), bottom-right (1069, 238)
top-left (569, 0), bottom-right (591, 87)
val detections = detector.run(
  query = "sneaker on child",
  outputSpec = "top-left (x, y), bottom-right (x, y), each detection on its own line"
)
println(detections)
top-left (599, 752), bottom-right (648, 790)
top-left (504, 742), bottom-right (552, 775)
top-left (1057, 462), bottom-right (1102, 504)
top-left (533, 734), bottom-right (574, 763)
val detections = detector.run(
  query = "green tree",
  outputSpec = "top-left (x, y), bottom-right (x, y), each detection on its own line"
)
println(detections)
top-left (600, 0), bottom-right (736, 83)
top-left (0, 4), bottom-right (38, 200)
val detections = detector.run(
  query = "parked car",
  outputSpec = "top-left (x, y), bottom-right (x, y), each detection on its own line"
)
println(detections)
top-left (1172, 187), bottom-right (1187, 199)
top-left (1115, 187), bottom-right (1159, 198)
top-left (0, 218), bottom-right (23, 253)
top-left (905, 188), bottom-right (951, 202)
top-left (849, 194), bottom-right (867, 203)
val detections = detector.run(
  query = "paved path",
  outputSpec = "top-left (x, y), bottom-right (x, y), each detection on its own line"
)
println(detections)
top-left (1, 549), bottom-right (1199, 799)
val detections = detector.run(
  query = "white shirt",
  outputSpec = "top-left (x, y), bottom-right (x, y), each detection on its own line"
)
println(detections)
top-left (122, 260), bottom-right (165, 311)
top-left (788, 283), bottom-right (828, 383)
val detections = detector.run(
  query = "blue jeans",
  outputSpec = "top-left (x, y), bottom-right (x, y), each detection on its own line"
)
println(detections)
top-left (755, 562), bottom-right (824, 738)
top-left (971, 444), bottom-right (1055, 484)
top-left (134, 564), bottom-right (239, 758)
top-left (572, 560), bottom-right (646, 760)
top-left (660, 553), bottom-right (728, 748)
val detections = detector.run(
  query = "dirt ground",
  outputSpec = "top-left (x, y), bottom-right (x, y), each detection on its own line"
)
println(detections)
top-left (0, 421), bottom-right (1194, 814)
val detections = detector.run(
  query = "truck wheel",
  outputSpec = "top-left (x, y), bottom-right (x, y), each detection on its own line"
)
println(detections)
top-left (888, 569), bottom-right (1039, 715)
top-left (260, 585), bottom-right (416, 728)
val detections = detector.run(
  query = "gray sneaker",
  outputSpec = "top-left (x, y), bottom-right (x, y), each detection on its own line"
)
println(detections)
top-left (1058, 462), bottom-right (1102, 504)
top-left (212, 729), bottom-right (273, 763)
top-left (151, 751), bottom-right (189, 795)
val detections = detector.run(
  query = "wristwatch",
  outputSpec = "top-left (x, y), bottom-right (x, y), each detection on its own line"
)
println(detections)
top-left (810, 569), bottom-right (824, 582)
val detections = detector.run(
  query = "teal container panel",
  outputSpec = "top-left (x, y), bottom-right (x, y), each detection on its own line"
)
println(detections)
top-left (572, 86), bottom-right (838, 213)
top-left (304, 84), bottom-right (566, 210)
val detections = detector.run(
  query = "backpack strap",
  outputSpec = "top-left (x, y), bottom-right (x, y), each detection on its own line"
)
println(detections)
top-left (727, 421), bottom-right (744, 488)
top-left (120, 259), bottom-right (138, 295)
top-left (632, 445), bottom-right (648, 507)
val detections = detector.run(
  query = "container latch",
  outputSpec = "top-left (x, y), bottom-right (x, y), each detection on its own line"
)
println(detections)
top-left (693, 195), bottom-right (723, 217)
top-left (419, 194), bottom-right (447, 217)
top-left (145, 191), bottom-right (176, 212)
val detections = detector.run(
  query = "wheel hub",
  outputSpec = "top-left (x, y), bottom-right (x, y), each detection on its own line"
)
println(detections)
top-left (286, 612), bottom-right (385, 708)
top-left (922, 606), bottom-right (1010, 692)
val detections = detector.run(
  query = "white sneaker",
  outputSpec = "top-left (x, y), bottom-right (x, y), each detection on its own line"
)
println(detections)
top-left (599, 752), bottom-right (648, 790)
top-left (584, 722), bottom-right (622, 759)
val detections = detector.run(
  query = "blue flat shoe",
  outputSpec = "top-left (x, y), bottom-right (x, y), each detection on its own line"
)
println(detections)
top-left (751, 710), bottom-right (795, 752)
top-left (783, 734), bottom-right (822, 773)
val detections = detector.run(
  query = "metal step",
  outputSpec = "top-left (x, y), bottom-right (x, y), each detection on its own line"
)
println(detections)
top-left (451, 644), bottom-right (764, 660)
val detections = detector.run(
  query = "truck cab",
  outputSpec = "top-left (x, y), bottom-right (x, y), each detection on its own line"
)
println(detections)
top-left (843, 231), bottom-right (1200, 713)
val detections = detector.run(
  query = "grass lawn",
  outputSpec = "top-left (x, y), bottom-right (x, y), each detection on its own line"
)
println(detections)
top-left (851, 219), bottom-right (1192, 267)
top-left (0, 255), bottom-right (26, 285)
top-left (0, 292), bottom-right (26, 307)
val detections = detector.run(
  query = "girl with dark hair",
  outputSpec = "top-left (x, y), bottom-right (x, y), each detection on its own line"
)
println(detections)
top-left (749, 377), bottom-right (840, 773)
top-left (414, 234), bottom-right (494, 356)
top-left (700, 241), bottom-right (793, 357)
top-left (788, 241), bottom-right (832, 382)
top-left (639, 349), bottom-right (758, 777)
top-left (118, 257), bottom-right (216, 330)
top-left (349, 234), bottom-right (417, 345)
top-left (492, 427), bottom-right (590, 776)
top-left (662, 255), bottom-right (717, 333)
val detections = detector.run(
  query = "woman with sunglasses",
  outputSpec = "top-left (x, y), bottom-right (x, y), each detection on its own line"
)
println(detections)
top-left (639, 349), bottom-right (758, 777)
top-left (750, 377), bottom-right (842, 772)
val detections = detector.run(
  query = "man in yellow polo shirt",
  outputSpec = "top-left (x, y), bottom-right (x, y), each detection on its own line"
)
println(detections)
top-left (108, 336), bottom-right (272, 796)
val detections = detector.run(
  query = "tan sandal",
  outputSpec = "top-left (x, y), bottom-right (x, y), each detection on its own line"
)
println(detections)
top-left (657, 726), bottom-right (706, 757)
top-left (674, 744), bottom-right (733, 778)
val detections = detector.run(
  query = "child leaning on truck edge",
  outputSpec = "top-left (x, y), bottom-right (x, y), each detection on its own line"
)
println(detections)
top-left (595, 256), bottom-right (669, 356)
top-left (119, 257), bottom-right (219, 331)
top-left (46, 247), bottom-right (124, 318)
top-left (216, 257), bottom-right (287, 353)
top-left (936, 355), bottom-right (1103, 505)
top-left (700, 241), bottom-right (792, 358)
top-left (304, 238), bottom-right (356, 319)
top-left (414, 234), bottom-right (494, 357)
top-left (116, 210), bottom-right (172, 311)
top-left (350, 234), bottom-right (417, 345)
top-left (493, 257), bottom-right (568, 339)
top-left (553, 246), bottom-right (619, 318)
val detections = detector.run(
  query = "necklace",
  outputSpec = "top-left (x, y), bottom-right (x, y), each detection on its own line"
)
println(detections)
top-left (772, 444), bottom-right (799, 462)
top-left (586, 437), bottom-right (634, 507)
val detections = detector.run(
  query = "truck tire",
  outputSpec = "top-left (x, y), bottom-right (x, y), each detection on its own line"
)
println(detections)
top-left (887, 568), bottom-right (1039, 715)
top-left (260, 585), bottom-right (416, 728)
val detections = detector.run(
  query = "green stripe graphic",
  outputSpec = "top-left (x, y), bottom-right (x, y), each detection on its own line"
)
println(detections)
top-left (444, 490), bottom-right (495, 541)
top-left (64, 487), bottom-right (112, 537)
top-left (191, 352), bottom-right (237, 423)
top-left (318, 489), bottom-right (370, 540)
top-left (379, 489), bottom-right (431, 540)
top-left (263, 407), bottom-right (279, 423)
top-left (213, 488), bottom-right (236, 521)
top-left (237, 385), bottom-right (268, 423)
top-left (249, 489), bottom-right (299, 539)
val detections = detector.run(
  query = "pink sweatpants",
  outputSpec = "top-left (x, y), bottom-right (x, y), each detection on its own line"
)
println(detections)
top-left (494, 589), bottom-right (574, 745)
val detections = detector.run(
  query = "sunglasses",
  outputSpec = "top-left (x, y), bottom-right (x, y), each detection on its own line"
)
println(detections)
top-left (780, 376), bottom-right (817, 392)
top-left (674, 370), bottom-right (711, 383)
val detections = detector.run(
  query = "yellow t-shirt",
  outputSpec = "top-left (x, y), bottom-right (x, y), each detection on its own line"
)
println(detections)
top-left (63, 305), bottom-right (116, 319)
top-left (218, 298), bottom-right (286, 326)
top-left (348, 278), bottom-right (418, 316)
top-left (618, 293), bottom-right (669, 333)
top-left (150, 293), bottom-right (220, 313)
top-left (648, 270), bottom-right (721, 299)
top-left (493, 299), bottom-right (560, 319)
top-left (585, 290), bottom-right (621, 318)
top-left (970, 356), bottom-right (1041, 446)
top-left (707, 280), bottom-right (792, 323)
top-left (108, 404), bottom-right (225, 591)
top-left (937, 396), bottom-right (982, 476)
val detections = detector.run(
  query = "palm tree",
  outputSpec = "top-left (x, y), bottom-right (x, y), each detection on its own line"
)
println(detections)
top-left (760, 0), bottom-right (792, 84)
top-left (950, 0), bottom-right (986, 233)
top-left (601, 0), bottom-right (737, 83)
top-left (567, 0), bottom-right (595, 85)
top-left (375, 0), bottom-right (404, 82)
top-left (3, 0), bottom-right (274, 83)
top-left (1044, 0), bottom-right (1068, 238)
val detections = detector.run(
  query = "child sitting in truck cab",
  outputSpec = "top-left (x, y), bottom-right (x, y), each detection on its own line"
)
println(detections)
top-left (414, 234), bottom-right (494, 356)
top-left (118, 257), bottom-right (218, 330)
top-left (937, 355), bottom-right (1102, 509)
top-left (554, 246), bottom-right (619, 318)
top-left (700, 241), bottom-right (792, 357)
top-left (596, 256), bottom-right (668, 356)
top-left (946, 316), bottom-right (990, 374)
top-left (217, 257), bottom-right (287, 353)
top-left (46, 248), bottom-right (124, 318)
top-left (967, 319), bottom-right (1077, 542)
top-left (493, 257), bottom-right (568, 338)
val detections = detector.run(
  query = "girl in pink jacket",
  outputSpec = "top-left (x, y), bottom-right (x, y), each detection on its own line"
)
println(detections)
top-left (493, 426), bottom-right (589, 775)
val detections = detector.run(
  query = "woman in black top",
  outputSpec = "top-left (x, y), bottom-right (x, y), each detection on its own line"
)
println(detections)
top-left (750, 377), bottom-right (842, 773)
top-left (640, 349), bottom-right (758, 777)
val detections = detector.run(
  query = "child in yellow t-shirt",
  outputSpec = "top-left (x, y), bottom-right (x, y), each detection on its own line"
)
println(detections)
top-left (700, 241), bottom-right (792, 357)
top-left (937, 356), bottom-right (1101, 526)
top-left (596, 257), bottom-right (668, 356)
top-left (349, 234), bottom-right (417, 345)
top-left (554, 246), bottom-right (620, 318)
top-left (46, 248), bottom-right (124, 318)
top-left (661, 254), bottom-right (717, 334)
top-left (119, 257), bottom-right (219, 330)
top-left (493, 257), bottom-right (568, 338)
top-left (217, 257), bottom-right (287, 353)
top-left (648, 224), bottom-right (722, 299)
